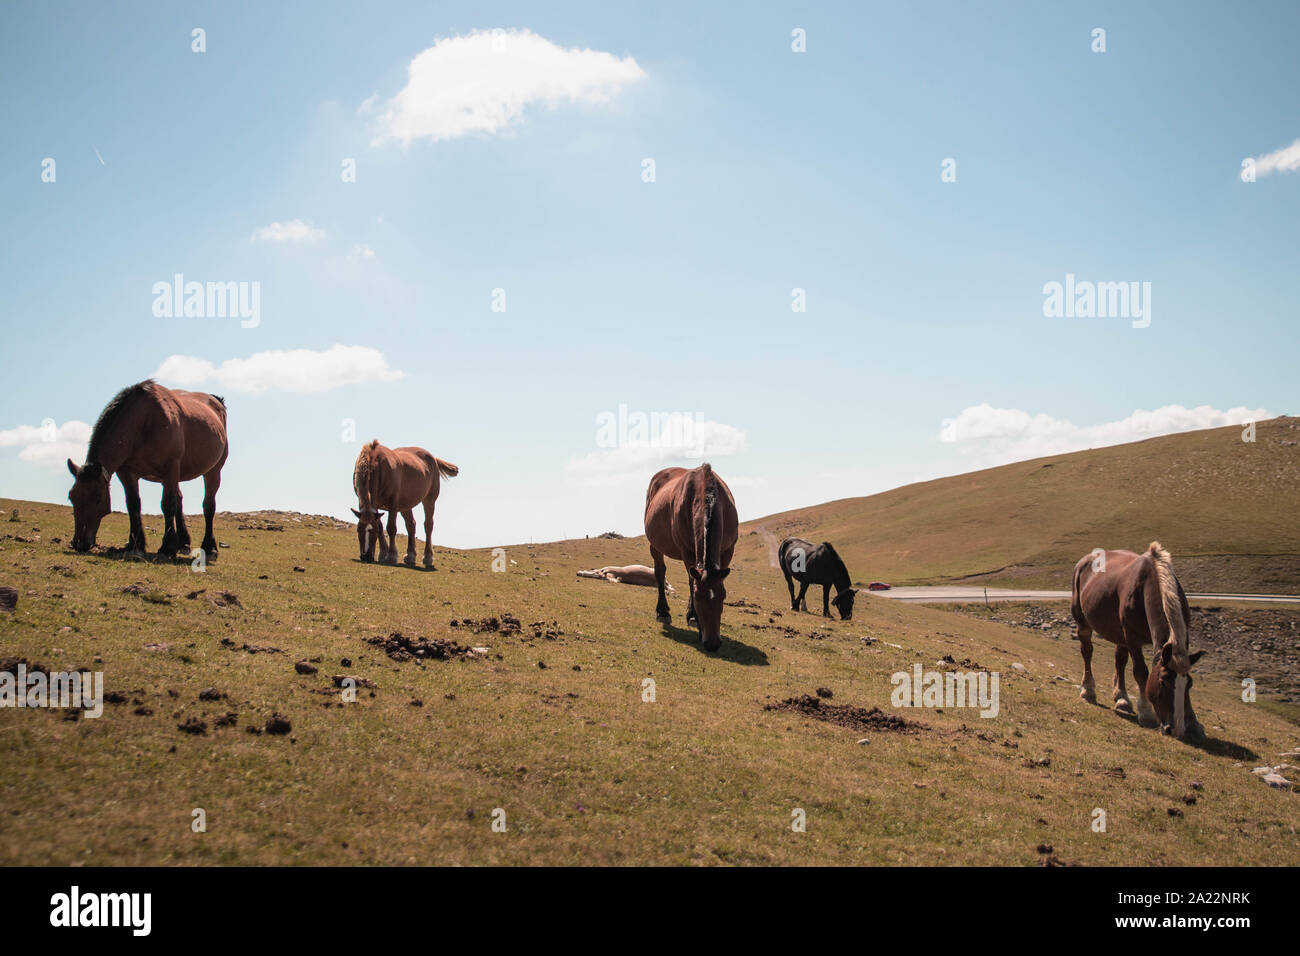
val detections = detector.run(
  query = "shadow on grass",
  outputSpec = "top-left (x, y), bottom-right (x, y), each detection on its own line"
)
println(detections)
top-left (658, 621), bottom-right (769, 666)
top-left (1186, 735), bottom-right (1258, 761)
top-left (352, 558), bottom-right (436, 572)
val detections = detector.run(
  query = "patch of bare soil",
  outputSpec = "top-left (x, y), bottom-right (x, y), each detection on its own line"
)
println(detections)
top-left (765, 694), bottom-right (922, 732)
top-left (365, 632), bottom-right (483, 662)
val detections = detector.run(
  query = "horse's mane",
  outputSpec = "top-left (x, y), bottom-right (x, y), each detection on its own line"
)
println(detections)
top-left (1147, 541), bottom-right (1189, 664)
top-left (698, 464), bottom-right (717, 574)
top-left (822, 542), bottom-right (852, 590)
top-left (87, 380), bottom-right (154, 465)
top-left (353, 439), bottom-right (381, 503)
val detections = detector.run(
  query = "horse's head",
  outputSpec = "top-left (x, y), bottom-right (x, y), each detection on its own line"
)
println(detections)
top-left (833, 587), bottom-right (859, 621)
top-left (689, 565), bottom-right (730, 651)
top-left (1146, 642), bottom-right (1206, 741)
top-left (351, 507), bottom-right (385, 562)
top-left (66, 458), bottom-right (111, 552)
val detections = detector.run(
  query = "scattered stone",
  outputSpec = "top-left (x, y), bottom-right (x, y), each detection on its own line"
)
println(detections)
top-left (198, 687), bottom-right (224, 701)
top-left (292, 566), bottom-right (306, 573)
top-left (0, 588), bottom-right (19, 613)
top-left (214, 712), bottom-right (238, 728)
top-left (177, 717), bottom-right (207, 735)
top-left (294, 660), bottom-right (318, 675)
top-left (365, 632), bottom-right (479, 663)
top-left (816, 687), bottom-right (833, 699)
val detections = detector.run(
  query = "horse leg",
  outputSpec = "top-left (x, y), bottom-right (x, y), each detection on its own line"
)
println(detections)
top-left (158, 477), bottom-right (182, 558)
top-left (1129, 642), bottom-right (1158, 728)
top-left (1077, 622), bottom-right (1096, 703)
top-left (685, 565), bottom-right (698, 627)
top-left (121, 473), bottom-right (146, 555)
top-left (200, 467), bottom-right (221, 562)
top-left (782, 565), bottom-right (797, 610)
top-left (174, 483), bottom-right (192, 554)
top-left (421, 498), bottom-right (435, 569)
top-left (401, 510), bottom-right (417, 566)
top-left (1112, 644), bottom-right (1133, 713)
top-left (795, 581), bottom-right (810, 613)
top-left (381, 509), bottom-right (399, 565)
top-left (651, 548), bottom-right (670, 621)
top-left (822, 584), bottom-right (832, 618)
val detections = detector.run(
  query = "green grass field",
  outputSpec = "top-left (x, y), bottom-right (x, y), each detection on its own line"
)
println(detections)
top-left (2, 491), bottom-right (1296, 866)
top-left (740, 417), bottom-right (1300, 592)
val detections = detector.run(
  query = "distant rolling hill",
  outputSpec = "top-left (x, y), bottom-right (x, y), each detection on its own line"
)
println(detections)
top-left (739, 417), bottom-right (1300, 594)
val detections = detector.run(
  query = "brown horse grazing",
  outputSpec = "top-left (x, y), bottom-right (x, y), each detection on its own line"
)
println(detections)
top-left (1071, 542), bottom-right (1206, 741)
top-left (644, 463), bottom-right (738, 651)
top-left (351, 440), bottom-right (458, 568)
top-left (66, 380), bottom-right (229, 560)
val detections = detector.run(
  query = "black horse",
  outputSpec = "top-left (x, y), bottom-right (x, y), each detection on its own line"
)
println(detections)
top-left (778, 537), bottom-right (858, 620)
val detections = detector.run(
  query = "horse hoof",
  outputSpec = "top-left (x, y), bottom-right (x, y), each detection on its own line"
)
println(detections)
top-left (1114, 699), bottom-right (1134, 715)
top-left (1080, 688), bottom-right (1096, 703)
top-left (656, 612), bottom-right (671, 623)
top-left (403, 555), bottom-right (416, 567)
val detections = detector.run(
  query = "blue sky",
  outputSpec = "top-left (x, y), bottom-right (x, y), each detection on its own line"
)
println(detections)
top-left (1, 0), bottom-right (1296, 547)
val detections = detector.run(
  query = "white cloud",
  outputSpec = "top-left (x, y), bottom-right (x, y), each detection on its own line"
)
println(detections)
top-left (346, 244), bottom-right (377, 261)
top-left (373, 28), bottom-right (646, 145)
top-left (153, 345), bottom-right (404, 395)
top-left (0, 420), bottom-right (92, 466)
top-left (251, 219), bottom-right (326, 243)
top-left (1252, 138), bottom-right (1300, 177)
top-left (566, 413), bottom-right (746, 487)
top-left (939, 403), bottom-right (1270, 463)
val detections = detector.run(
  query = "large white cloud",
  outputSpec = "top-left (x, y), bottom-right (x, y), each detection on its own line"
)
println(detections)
top-left (939, 403), bottom-right (1270, 463)
top-left (566, 412), bottom-right (746, 486)
top-left (0, 420), bottom-right (92, 466)
top-left (1251, 138), bottom-right (1300, 177)
top-left (373, 28), bottom-right (646, 145)
top-left (153, 345), bottom-right (404, 395)
top-left (251, 219), bottom-right (325, 242)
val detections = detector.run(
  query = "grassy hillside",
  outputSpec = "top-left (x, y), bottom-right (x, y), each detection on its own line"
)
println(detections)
top-left (1, 497), bottom-right (1296, 865)
top-left (739, 417), bottom-right (1300, 592)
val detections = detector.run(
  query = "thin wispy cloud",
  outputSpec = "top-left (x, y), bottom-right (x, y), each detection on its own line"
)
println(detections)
top-left (251, 219), bottom-right (326, 243)
top-left (566, 414), bottom-right (746, 487)
top-left (1251, 138), bottom-right (1300, 177)
top-left (373, 28), bottom-right (646, 145)
top-left (153, 345), bottom-right (404, 395)
top-left (346, 243), bottom-right (377, 261)
top-left (939, 403), bottom-right (1269, 464)
top-left (0, 420), bottom-right (92, 466)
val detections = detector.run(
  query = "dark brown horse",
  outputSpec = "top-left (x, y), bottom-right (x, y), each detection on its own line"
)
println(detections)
top-left (1071, 542), bottom-right (1205, 741)
top-left (644, 463), bottom-right (738, 651)
top-left (66, 380), bottom-right (228, 560)
top-left (352, 440), bottom-right (458, 568)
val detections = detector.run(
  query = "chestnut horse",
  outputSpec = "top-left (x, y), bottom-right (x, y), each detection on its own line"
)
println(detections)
top-left (644, 463), bottom-right (738, 651)
top-left (1071, 542), bottom-right (1205, 741)
top-left (352, 440), bottom-right (458, 568)
top-left (66, 380), bottom-right (228, 559)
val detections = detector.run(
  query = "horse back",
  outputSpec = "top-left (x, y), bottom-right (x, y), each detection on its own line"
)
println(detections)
top-left (1073, 549), bottom-right (1152, 644)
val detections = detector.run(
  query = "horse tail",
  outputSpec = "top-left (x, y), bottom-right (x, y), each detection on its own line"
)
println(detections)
top-left (1147, 541), bottom-right (1189, 666)
top-left (1070, 554), bottom-right (1088, 626)
top-left (434, 458), bottom-right (459, 479)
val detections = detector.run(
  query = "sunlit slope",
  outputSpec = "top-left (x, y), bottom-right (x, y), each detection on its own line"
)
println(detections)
top-left (739, 418), bottom-right (1300, 592)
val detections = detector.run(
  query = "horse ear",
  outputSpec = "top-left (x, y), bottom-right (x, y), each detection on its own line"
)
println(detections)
top-left (374, 510), bottom-right (385, 520)
top-left (67, 458), bottom-right (80, 478)
top-left (1160, 642), bottom-right (1174, 666)
top-left (1189, 649), bottom-right (1206, 666)
top-left (688, 566), bottom-right (702, 580)
top-left (351, 508), bottom-right (362, 518)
